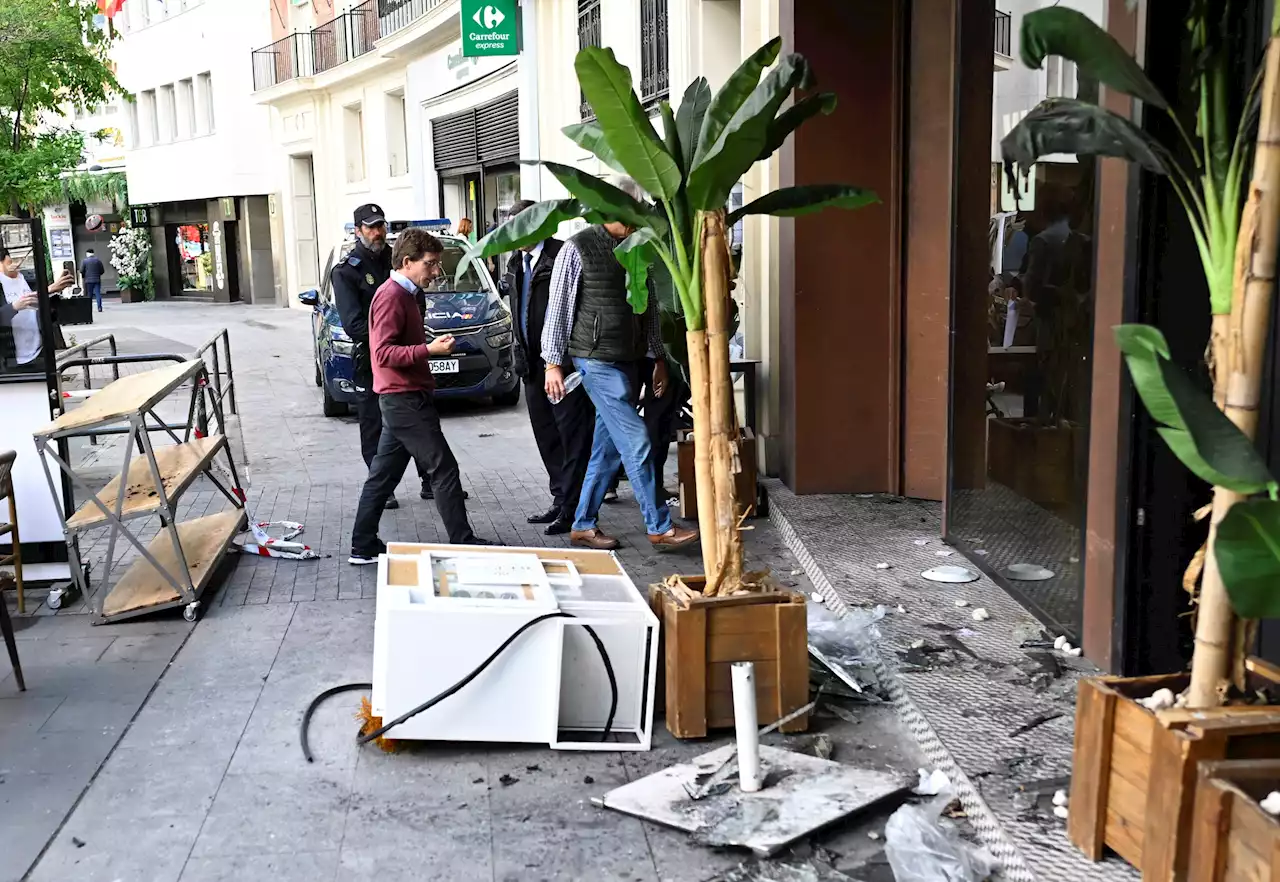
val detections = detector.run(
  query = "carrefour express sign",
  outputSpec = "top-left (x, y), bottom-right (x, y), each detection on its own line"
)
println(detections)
top-left (461, 0), bottom-right (518, 57)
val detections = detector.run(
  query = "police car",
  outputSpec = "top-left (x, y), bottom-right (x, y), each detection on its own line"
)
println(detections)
top-left (300, 220), bottom-right (520, 416)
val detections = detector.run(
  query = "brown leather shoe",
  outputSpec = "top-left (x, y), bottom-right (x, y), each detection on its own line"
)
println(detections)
top-left (649, 526), bottom-right (699, 551)
top-left (571, 528), bottom-right (620, 550)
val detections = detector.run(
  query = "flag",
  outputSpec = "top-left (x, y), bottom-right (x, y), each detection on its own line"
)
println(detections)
top-left (97, 0), bottom-right (125, 19)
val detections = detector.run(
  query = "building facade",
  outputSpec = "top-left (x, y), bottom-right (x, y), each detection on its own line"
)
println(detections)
top-left (252, 0), bottom-right (537, 307)
top-left (115, 0), bottom-right (279, 304)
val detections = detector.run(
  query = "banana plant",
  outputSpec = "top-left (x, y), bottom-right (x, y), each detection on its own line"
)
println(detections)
top-left (463, 39), bottom-right (877, 592)
top-left (1004, 3), bottom-right (1280, 705)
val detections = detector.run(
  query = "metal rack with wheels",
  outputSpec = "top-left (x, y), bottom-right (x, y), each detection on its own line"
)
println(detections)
top-left (31, 359), bottom-right (247, 624)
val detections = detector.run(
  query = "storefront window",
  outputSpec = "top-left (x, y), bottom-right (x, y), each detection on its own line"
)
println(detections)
top-left (946, 0), bottom-right (1100, 637)
top-left (175, 222), bottom-right (213, 292)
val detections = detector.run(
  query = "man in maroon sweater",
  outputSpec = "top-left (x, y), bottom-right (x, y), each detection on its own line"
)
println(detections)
top-left (349, 227), bottom-right (489, 563)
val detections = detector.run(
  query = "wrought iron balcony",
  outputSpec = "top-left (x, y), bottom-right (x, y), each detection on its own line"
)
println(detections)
top-left (994, 9), bottom-right (1012, 58)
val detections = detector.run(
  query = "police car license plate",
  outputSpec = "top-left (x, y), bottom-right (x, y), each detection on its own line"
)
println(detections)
top-left (429, 359), bottom-right (460, 374)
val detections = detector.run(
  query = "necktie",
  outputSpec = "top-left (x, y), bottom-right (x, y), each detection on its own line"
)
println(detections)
top-left (521, 252), bottom-right (533, 344)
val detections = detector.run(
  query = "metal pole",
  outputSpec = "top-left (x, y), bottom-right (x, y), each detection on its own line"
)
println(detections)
top-left (223, 330), bottom-right (237, 415)
top-left (731, 662), bottom-right (762, 792)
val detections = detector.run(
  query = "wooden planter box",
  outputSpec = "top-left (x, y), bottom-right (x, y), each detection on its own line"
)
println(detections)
top-left (677, 428), bottom-right (758, 521)
top-left (119, 288), bottom-right (145, 304)
top-left (653, 576), bottom-right (809, 739)
top-left (1189, 760), bottom-right (1280, 882)
top-left (1068, 661), bottom-right (1280, 881)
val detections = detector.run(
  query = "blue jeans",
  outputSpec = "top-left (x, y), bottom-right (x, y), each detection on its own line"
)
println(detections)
top-left (86, 282), bottom-right (101, 310)
top-left (573, 358), bottom-right (673, 536)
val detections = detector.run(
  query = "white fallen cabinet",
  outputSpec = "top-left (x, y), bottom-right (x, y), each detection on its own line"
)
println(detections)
top-left (375, 543), bottom-right (660, 751)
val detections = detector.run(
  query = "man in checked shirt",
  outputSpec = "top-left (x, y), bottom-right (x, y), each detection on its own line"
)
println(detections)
top-left (541, 176), bottom-right (699, 553)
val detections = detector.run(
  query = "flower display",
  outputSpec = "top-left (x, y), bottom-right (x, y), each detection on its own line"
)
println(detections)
top-left (108, 224), bottom-right (154, 300)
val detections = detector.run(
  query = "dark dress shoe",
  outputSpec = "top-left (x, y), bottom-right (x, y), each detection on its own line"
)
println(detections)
top-left (422, 486), bottom-right (470, 500)
top-left (528, 506), bottom-right (561, 524)
top-left (384, 495), bottom-right (400, 510)
top-left (545, 517), bottom-right (573, 536)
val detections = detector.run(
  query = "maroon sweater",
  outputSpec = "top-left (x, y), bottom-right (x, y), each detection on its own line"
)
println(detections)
top-left (369, 275), bottom-right (436, 395)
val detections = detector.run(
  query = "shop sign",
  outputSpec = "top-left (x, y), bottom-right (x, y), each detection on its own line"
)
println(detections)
top-left (217, 197), bottom-right (238, 222)
top-left (211, 221), bottom-right (226, 292)
top-left (460, 0), bottom-right (518, 57)
top-left (130, 205), bottom-right (156, 227)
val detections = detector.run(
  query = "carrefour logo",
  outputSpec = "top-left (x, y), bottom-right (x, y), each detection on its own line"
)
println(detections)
top-left (472, 4), bottom-right (505, 28)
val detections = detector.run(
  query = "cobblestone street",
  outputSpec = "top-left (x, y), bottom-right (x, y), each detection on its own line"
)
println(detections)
top-left (2, 302), bottom-right (923, 882)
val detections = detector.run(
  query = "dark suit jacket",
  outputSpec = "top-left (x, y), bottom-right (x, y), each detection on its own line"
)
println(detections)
top-left (508, 237), bottom-right (564, 378)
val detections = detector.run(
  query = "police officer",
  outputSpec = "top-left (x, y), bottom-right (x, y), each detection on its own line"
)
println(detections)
top-left (331, 203), bottom-right (429, 510)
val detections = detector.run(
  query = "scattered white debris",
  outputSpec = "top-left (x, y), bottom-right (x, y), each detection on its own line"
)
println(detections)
top-left (910, 639), bottom-right (927, 649)
top-left (975, 549), bottom-right (990, 556)
top-left (1261, 792), bottom-right (1280, 816)
top-left (971, 608), bottom-right (990, 622)
top-left (875, 562), bottom-right (892, 570)
top-left (867, 831), bottom-right (882, 841)
top-left (914, 768), bottom-right (951, 796)
top-left (1066, 646), bottom-right (1083, 657)
top-left (955, 599), bottom-right (969, 608)
top-left (1069, 556), bottom-right (1080, 564)
top-left (791, 570), bottom-right (803, 576)
top-left (956, 628), bottom-right (978, 638)
top-left (1053, 635), bottom-right (1069, 650)
top-left (1053, 805), bottom-right (1070, 820)
top-left (810, 592), bottom-right (826, 605)
top-left (1053, 790), bottom-right (1069, 807)
top-left (856, 493), bottom-right (875, 498)
top-left (897, 605), bottom-right (907, 613)
top-left (1175, 691), bottom-right (1189, 708)
top-left (913, 539), bottom-right (930, 547)
top-left (935, 550), bottom-right (954, 557)
top-left (1138, 688), bottom-right (1176, 711)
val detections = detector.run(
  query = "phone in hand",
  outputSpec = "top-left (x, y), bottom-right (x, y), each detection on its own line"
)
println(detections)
top-left (62, 260), bottom-right (75, 276)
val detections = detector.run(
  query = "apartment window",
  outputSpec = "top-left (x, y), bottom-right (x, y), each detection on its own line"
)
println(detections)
top-left (157, 83), bottom-right (177, 142)
top-left (125, 100), bottom-right (140, 148)
top-left (640, 0), bottom-right (669, 106)
top-left (176, 78), bottom-right (196, 139)
top-left (138, 89), bottom-right (159, 146)
top-left (386, 91), bottom-right (408, 178)
top-left (344, 103), bottom-right (366, 183)
top-left (195, 72), bottom-right (215, 134)
top-left (578, 0), bottom-right (602, 119)
top-left (1045, 56), bottom-right (1076, 99)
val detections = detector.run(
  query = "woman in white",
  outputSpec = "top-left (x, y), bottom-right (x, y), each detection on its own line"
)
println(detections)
top-left (0, 247), bottom-right (73, 370)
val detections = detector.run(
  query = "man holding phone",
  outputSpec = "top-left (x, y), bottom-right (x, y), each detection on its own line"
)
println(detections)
top-left (348, 227), bottom-right (490, 563)
top-left (0, 247), bottom-right (73, 372)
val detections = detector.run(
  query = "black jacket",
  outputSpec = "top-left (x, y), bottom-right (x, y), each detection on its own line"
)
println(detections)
top-left (331, 241), bottom-right (392, 387)
top-left (505, 237), bottom-right (564, 378)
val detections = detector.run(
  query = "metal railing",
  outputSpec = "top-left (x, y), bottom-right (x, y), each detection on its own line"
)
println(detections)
top-left (195, 328), bottom-right (237, 419)
top-left (994, 9), bottom-right (1012, 57)
top-left (252, 0), bottom-right (444, 90)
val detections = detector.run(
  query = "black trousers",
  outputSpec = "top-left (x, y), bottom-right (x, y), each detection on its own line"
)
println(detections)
top-left (356, 390), bottom-right (427, 484)
top-left (610, 361), bottom-right (685, 500)
top-left (524, 374), bottom-right (596, 517)
top-left (352, 391), bottom-right (474, 550)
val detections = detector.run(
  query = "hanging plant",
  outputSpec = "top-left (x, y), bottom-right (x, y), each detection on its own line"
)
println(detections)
top-left (64, 171), bottom-right (127, 211)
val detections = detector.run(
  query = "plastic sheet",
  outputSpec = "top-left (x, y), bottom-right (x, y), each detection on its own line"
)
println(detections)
top-left (806, 604), bottom-right (885, 668)
top-left (884, 793), bottom-right (997, 882)
top-left (233, 520), bottom-right (320, 560)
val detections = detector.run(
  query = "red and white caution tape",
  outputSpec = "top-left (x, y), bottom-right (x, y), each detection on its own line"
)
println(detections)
top-left (233, 519), bottom-right (320, 561)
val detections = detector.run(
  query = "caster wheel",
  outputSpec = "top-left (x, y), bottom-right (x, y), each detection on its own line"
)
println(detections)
top-left (47, 588), bottom-right (63, 610)
top-left (183, 602), bottom-right (201, 623)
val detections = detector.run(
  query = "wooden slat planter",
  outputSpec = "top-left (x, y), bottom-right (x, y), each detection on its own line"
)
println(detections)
top-left (653, 577), bottom-right (809, 739)
top-left (1068, 660), bottom-right (1280, 882)
top-left (1189, 760), bottom-right (1280, 882)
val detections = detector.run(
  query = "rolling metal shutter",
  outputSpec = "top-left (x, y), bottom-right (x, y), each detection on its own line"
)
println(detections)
top-left (430, 90), bottom-right (519, 171)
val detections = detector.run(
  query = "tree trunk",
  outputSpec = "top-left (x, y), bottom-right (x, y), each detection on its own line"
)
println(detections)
top-left (702, 211), bottom-right (742, 595)
top-left (686, 328), bottom-right (719, 581)
top-left (1187, 28), bottom-right (1280, 708)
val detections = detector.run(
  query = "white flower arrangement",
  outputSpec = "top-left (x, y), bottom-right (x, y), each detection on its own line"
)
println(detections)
top-left (108, 224), bottom-right (154, 300)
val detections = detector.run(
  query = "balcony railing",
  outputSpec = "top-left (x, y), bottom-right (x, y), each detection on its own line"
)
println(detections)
top-left (994, 9), bottom-right (1012, 57)
top-left (252, 0), bottom-right (446, 90)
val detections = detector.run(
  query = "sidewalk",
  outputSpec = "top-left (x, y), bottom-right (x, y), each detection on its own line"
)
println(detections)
top-left (4, 304), bottom-right (928, 882)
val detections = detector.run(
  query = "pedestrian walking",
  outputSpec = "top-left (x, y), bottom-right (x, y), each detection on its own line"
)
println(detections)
top-left (502, 199), bottom-right (595, 536)
top-left (541, 176), bottom-right (698, 553)
top-left (606, 358), bottom-right (686, 507)
top-left (332, 204), bottom-right (431, 511)
top-left (349, 227), bottom-right (490, 563)
top-left (80, 249), bottom-right (105, 313)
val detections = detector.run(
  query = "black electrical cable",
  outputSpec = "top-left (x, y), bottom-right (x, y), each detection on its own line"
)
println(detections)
top-left (300, 611), bottom-right (618, 763)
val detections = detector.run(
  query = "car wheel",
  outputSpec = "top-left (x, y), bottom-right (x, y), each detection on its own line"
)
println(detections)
top-left (492, 384), bottom-right (521, 408)
top-left (323, 384), bottom-right (348, 417)
top-left (314, 359), bottom-right (322, 388)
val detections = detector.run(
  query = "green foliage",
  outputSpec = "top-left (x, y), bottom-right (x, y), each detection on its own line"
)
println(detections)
top-left (0, 0), bottom-right (121, 211)
top-left (1216, 500), bottom-right (1280, 619)
top-left (468, 40), bottom-right (876, 340)
top-left (64, 170), bottom-right (128, 209)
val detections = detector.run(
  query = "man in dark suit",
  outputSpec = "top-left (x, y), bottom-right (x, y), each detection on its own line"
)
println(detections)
top-left (504, 200), bottom-right (595, 535)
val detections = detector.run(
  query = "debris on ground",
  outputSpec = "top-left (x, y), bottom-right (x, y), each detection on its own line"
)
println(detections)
top-left (1009, 711), bottom-right (1065, 738)
top-left (1138, 688), bottom-right (1176, 711)
top-left (233, 519), bottom-right (321, 560)
top-left (914, 768), bottom-right (950, 796)
top-left (583, 775), bottom-right (595, 784)
top-left (710, 844), bottom-right (855, 882)
top-left (935, 550), bottom-right (954, 557)
top-left (970, 608), bottom-right (990, 623)
top-left (1053, 805), bottom-right (1070, 820)
top-left (811, 592), bottom-right (826, 604)
top-left (499, 774), bottom-right (519, 786)
top-left (954, 599), bottom-right (969, 608)
top-left (1053, 790), bottom-right (1069, 807)
top-left (808, 604), bottom-right (884, 670)
top-left (884, 792), bottom-right (998, 882)
top-left (1261, 792), bottom-right (1280, 816)
top-left (875, 562), bottom-right (892, 570)
top-left (791, 733), bottom-right (834, 761)
top-left (914, 539), bottom-right (930, 546)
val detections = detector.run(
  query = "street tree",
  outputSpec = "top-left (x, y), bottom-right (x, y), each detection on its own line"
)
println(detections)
top-left (464, 40), bottom-right (876, 595)
top-left (0, 0), bottom-right (121, 213)
top-left (1002, 3), bottom-right (1280, 706)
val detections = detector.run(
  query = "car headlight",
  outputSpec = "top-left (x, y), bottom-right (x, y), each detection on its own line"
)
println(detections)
top-left (486, 331), bottom-right (512, 348)
top-left (333, 340), bottom-right (354, 355)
